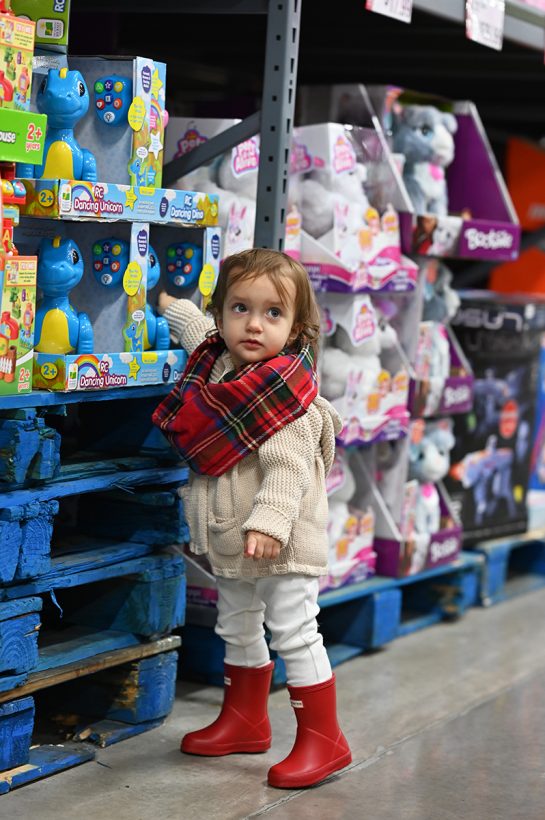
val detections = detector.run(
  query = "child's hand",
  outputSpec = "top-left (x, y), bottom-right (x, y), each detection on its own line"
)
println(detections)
top-left (157, 291), bottom-right (177, 315)
top-left (244, 531), bottom-right (281, 561)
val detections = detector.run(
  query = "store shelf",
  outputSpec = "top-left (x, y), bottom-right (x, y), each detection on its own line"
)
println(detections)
top-left (414, 0), bottom-right (545, 51)
top-left (0, 383), bottom-right (173, 410)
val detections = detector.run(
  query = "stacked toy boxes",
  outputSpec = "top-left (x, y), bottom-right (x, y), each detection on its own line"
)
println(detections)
top-left (0, 4), bottom-right (45, 396)
top-left (13, 52), bottom-right (220, 393)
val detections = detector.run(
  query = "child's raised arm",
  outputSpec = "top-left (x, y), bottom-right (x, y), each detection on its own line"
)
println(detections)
top-left (158, 293), bottom-right (215, 356)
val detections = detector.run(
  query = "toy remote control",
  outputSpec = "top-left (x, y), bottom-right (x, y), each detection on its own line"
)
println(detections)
top-left (166, 242), bottom-right (203, 288)
top-left (94, 75), bottom-right (133, 126)
top-left (92, 237), bottom-right (130, 287)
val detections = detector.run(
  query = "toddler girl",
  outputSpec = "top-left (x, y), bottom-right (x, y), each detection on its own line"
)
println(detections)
top-left (153, 248), bottom-right (351, 789)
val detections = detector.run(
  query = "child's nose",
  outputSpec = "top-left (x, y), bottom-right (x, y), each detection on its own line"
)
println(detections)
top-left (246, 313), bottom-right (263, 332)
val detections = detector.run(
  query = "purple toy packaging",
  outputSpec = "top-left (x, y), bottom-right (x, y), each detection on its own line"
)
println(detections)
top-left (445, 292), bottom-right (545, 542)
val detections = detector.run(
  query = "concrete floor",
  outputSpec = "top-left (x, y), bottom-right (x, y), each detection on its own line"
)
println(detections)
top-left (5, 587), bottom-right (545, 820)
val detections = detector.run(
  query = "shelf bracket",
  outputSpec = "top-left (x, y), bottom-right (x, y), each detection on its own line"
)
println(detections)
top-left (162, 111), bottom-right (262, 185)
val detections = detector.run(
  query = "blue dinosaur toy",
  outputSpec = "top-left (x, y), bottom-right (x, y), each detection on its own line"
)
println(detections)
top-left (144, 244), bottom-right (169, 351)
top-left (35, 236), bottom-right (94, 355)
top-left (17, 68), bottom-right (97, 183)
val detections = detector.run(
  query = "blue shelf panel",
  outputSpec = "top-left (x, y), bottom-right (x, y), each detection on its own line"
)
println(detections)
top-left (0, 383), bottom-right (175, 411)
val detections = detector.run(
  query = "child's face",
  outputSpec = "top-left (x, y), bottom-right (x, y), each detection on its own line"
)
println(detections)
top-left (218, 273), bottom-right (296, 368)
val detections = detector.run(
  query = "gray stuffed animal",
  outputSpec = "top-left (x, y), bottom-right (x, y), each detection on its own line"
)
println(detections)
top-left (392, 105), bottom-right (458, 216)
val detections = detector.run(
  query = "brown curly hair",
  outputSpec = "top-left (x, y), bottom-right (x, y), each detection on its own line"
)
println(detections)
top-left (209, 248), bottom-right (321, 358)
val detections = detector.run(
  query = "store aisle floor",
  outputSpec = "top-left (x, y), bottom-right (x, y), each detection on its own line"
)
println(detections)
top-left (5, 587), bottom-right (545, 820)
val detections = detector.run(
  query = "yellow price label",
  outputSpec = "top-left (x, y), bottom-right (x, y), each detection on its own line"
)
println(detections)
top-left (123, 261), bottom-right (143, 296)
top-left (40, 362), bottom-right (58, 380)
top-left (128, 96), bottom-right (146, 131)
top-left (198, 263), bottom-right (216, 297)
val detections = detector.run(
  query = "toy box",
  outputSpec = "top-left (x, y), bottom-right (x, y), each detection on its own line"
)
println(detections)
top-left (294, 122), bottom-right (418, 293)
top-left (445, 292), bottom-right (545, 542)
top-left (15, 218), bottom-right (221, 392)
top-left (298, 84), bottom-right (521, 263)
top-left (11, 0), bottom-right (70, 52)
top-left (0, 9), bottom-right (34, 110)
top-left (527, 337), bottom-right (545, 530)
top-left (322, 448), bottom-right (377, 592)
top-left (0, 253), bottom-right (36, 394)
top-left (386, 265), bottom-right (474, 419)
top-left (165, 116), bottom-right (301, 259)
top-left (319, 291), bottom-right (410, 445)
top-left (18, 54), bottom-right (167, 187)
top-left (372, 421), bottom-right (462, 578)
top-left (0, 108), bottom-right (46, 163)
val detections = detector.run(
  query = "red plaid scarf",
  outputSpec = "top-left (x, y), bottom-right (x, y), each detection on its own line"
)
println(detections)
top-left (152, 333), bottom-right (318, 477)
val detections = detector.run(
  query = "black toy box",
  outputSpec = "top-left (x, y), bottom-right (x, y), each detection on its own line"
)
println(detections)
top-left (445, 292), bottom-right (545, 543)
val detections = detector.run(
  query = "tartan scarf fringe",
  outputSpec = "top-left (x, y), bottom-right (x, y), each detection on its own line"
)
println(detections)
top-left (152, 333), bottom-right (318, 477)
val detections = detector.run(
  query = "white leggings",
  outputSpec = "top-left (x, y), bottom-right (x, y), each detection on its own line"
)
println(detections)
top-left (215, 574), bottom-right (332, 687)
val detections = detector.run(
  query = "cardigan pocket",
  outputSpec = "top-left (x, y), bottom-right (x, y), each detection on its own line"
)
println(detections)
top-left (209, 517), bottom-right (243, 556)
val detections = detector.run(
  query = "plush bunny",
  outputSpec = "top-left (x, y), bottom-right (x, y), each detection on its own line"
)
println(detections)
top-left (409, 420), bottom-right (455, 536)
top-left (326, 450), bottom-right (357, 553)
top-left (391, 104), bottom-right (457, 216)
top-left (300, 162), bottom-right (370, 240)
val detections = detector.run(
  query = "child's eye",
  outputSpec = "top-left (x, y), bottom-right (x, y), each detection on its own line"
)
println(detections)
top-left (268, 307), bottom-right (282, 319)
top-left (232, 303), bottom-right (247, 313)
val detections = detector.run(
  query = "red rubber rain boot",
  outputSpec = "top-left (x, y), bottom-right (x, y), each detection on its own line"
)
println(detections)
top-left (181, 661), bottom-right (274, 756)
top-left (268, 675), bottom-right (351, 788)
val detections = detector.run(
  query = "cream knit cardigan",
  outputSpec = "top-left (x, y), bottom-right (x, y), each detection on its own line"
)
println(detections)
top-left (164, 299), bottom-right (342, 579)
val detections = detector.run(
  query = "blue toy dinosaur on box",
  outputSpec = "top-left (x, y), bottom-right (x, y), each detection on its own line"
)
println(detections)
top-left (35, 236), bottom-right (94, 355)
top-left (144, 244), bottom-right (170, 351)
top-left (17, 68), bottom-right (97, 183)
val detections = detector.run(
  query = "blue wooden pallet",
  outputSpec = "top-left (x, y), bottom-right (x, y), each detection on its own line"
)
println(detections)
top-left (0, 642), bottom-right (180, 794)
top-left (468, 531), bottom-right (545, 606)
top-left (179, 553), bottom-right (482, 687)
top-left (0, 546), bottom-right (186, 692)
top-left (1, 458), bottom-right (188, 509)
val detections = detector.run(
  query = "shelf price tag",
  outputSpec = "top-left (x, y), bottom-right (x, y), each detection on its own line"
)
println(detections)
top-left (365, 0), bottom-right (413, 24)
top-left (466, 0), bottom-right (505, 51)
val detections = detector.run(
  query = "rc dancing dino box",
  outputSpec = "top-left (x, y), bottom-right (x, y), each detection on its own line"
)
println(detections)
top-left (0, 253), bottom-right (36, 395)
top-left (17, 54), bottom-right (167, 191)
top-left (298, 84), bottom-right (521, 264)
top-left (0, 10), bottom-right (35, 111)
top-left (444, 292), bottom-right (545, 543)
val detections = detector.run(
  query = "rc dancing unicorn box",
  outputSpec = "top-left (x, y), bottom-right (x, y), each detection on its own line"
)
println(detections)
top-left (17, 54), bottom-right (169, 213)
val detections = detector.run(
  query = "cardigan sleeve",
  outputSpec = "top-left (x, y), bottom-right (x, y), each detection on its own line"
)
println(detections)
top-left (241, 413), bottom-right (315, 548)
top-left (163, 299), bottom-right (215, 355)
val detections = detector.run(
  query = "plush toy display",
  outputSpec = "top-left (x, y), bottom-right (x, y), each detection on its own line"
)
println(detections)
top-left (321, 318), bottom-right (397, 414)
top-left (391, 104), bottom-right (457, 216)
top-left (408, 419), bottom-right (455, 537)
top-left (300, 162), bottom-right (369, 241)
